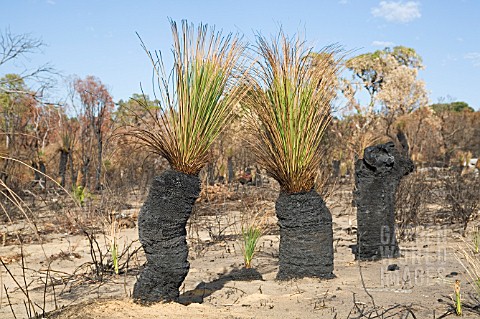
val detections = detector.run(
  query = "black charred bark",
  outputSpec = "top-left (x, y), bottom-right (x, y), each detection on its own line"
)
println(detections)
top-left (81, 157), bottom-right (90, 188)
top-left (354, 141), bottom-right (414, 260)
top-left (332, 160), bottom-right (340, 178)
top-left (133, 170), bottom-right (200, 304)
top-left (95, 135), bottom-right (103, 191)
top-left (276, 190), bottom-right (334, 280)
top-left (69, 152), bottom-right (78, 188)
top-left (59, 149), bottom-right (68, 187)
top-left (39, 161), bottom-right (46, 188)
top-left (227, 156), bottom-right (234, 184)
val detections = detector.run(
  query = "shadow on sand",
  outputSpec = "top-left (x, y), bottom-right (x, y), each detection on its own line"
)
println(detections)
top-left (179, 267), bottom-right (263, 304)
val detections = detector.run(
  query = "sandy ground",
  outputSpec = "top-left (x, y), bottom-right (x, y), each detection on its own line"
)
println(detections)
top-left (0, 185), bottom-right (479, 319)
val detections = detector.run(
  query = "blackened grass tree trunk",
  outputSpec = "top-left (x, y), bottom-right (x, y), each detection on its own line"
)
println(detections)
top-left (58, 148), bottom-right (68, 187)
top-left (244, 32), bottom-right (342, 279)
top-left (133, 170), bottom-right (200, 303)
top-left (128, 20), bottom-right (247, 303)
top-left (354, 138), bottom-right (414, 260)
top-left (276, 190), bottom-right (334, 279)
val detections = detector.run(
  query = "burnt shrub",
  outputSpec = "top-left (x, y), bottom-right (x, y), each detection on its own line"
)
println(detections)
top-left (442, 170), bottom-right (480, 235)
top-left (395, 170), bottom-right (431, 241)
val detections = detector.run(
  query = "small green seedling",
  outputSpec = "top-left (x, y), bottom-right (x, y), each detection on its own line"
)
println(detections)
top-left (111, 219), bottom-right (119, 275)
top-left (454, 280), bottom-right (462, 316)
top-left (111, 238), bottom-right (119, 275)
top-left (242, 226), bottom-right (262, 269)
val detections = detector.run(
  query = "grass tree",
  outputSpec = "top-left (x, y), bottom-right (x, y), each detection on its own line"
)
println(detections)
top-left (130, 20), bottom-right (246, 303)
top-left (244, 32), bottom-right (341, 279)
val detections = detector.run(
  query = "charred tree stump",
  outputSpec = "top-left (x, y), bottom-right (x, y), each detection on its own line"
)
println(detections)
top-left (58, 149), bottom-right (69, 187)
top-left (354, 141), bottom-right (414, 260)
top-left (276, 190), bottom-right (334, 280)
top-left (133, 170), bottom-right (200, 304)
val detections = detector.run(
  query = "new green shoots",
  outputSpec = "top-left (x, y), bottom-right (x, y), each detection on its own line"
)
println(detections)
top-left (454, 280), bottom-right (462, 316)
top-left (111, 220), bottom-right (119, 275)
top-left (242, 226), bottom-right (262, 269)
top-left (72, 185), bottom-right (89, 207)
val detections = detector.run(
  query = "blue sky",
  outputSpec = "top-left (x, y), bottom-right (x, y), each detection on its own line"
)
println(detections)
top-left (2, 0), bottom-right (480, 109)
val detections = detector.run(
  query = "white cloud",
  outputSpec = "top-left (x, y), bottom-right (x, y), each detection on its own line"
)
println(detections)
top-left (371, 1), bottom-right (421, 23)
top-left (372, 40), bottom-right (395, 47)
top-left (464, 52), bottom-right (480, 67)
top-left (47, 0), bottom-right (56, 4)
top-left (338, 0), bottom-right (349, 4)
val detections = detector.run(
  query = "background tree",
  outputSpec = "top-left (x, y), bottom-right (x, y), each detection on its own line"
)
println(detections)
top-left (342, 46), bottom-right (427, 159)
top-left (0, 74), bottom-right (37, 184)
top-left (345, 46), bottom-right (423, 114)
top-left (29, 101), bottom-right (59, 188)
top-left (74, 76), bottom-right (114, 190)
top-left (56, 110), bottom-right (78, 187)
top-left (0, 29), bottom-right (59, 192)
top-left (376, 63), bottom-right (428, 138)
top-left (115, 93), bottom-right (158, 126)
top-left (111, 93), bottom-right (165, 192)
top-left (395, 106), bottom-right (443, 166)
top-left (430, 101), bottom-right (474, 113)
top-left (0, 28), bottom-right (55, 97)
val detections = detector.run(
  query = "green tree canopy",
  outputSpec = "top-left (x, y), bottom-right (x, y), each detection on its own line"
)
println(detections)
top-left (430, 101), bottom-right (474, 113)
top-left (115, 93), bottom-right (158, 126)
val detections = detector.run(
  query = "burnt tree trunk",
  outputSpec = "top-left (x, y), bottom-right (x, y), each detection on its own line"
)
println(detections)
top-left (81, 157), bottom-right (90, 188)
top-left (59, 149), bottom-right (69, 187)
top-left (33, 162), bottom-right (40, 181)
top-left (227, 156), bottom-right (234, 184)
top-left (39, 161), bottom-right (46, 189)
top-left (276, 190), bottom-right (334, 280)
top-left (332, 160), bottom-right (340, 178)
top-left (95, 134), bottom-right (103, 191)
top-left (354, 141), bottom-right (414, 260)
top-left (207, 162), bottom-right (215, 186)
top-left (133, 170), bottom-right (201, 304)
top-left (69, 152), bottom-right (78, 188)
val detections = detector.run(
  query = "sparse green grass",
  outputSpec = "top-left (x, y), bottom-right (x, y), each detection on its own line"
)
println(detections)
top-left (110, 220), bottom-right (119, 275)
top-left (72, 185), bottom-right (89, 207)
top-left (242, 225), bottom-right (262, 269)
top-left (454, 280), bottom-right (462, 316)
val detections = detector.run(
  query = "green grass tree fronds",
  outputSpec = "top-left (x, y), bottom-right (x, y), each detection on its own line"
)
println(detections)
top-left (244, 31), bottom-right (342, 193)
top-left (128, 20), bottom-right (248, 175)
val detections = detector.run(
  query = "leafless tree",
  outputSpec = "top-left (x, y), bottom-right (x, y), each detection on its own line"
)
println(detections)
top-left (0, 28), bottom-right (56, 97)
